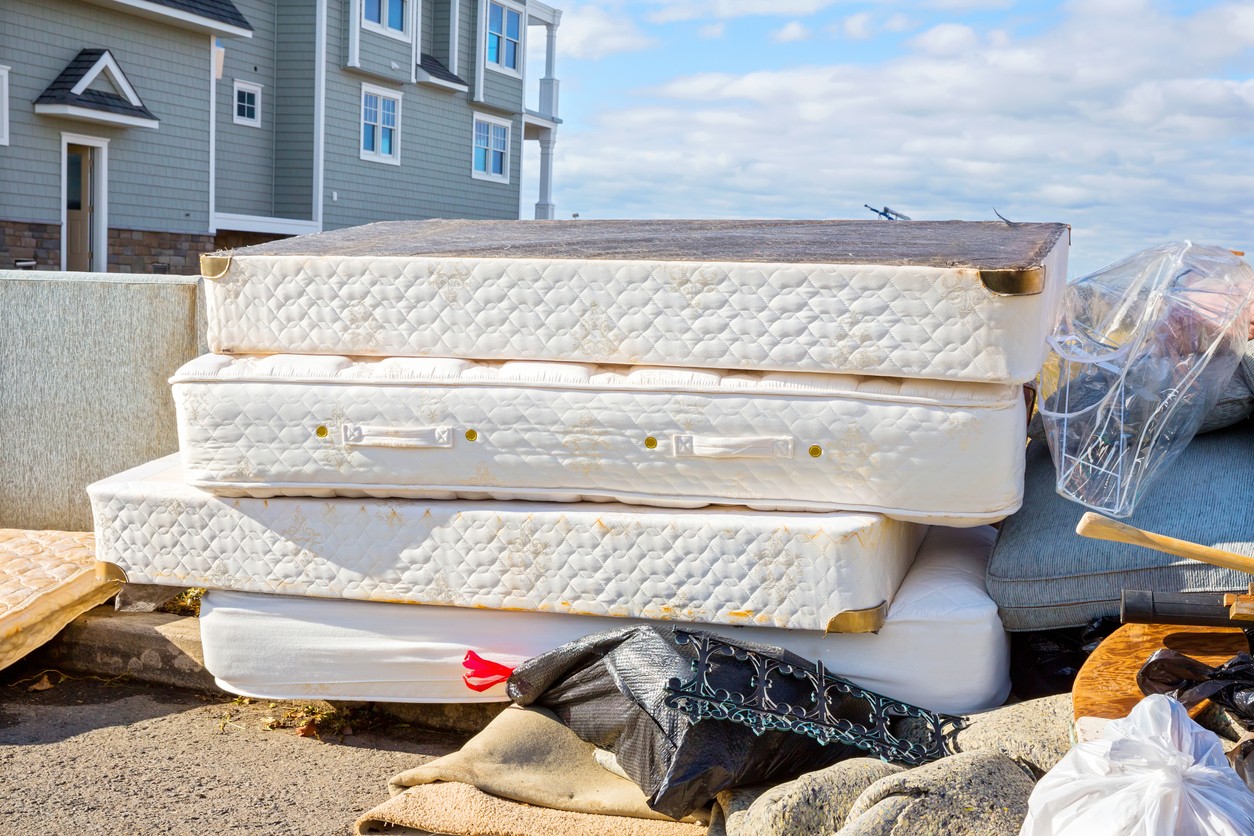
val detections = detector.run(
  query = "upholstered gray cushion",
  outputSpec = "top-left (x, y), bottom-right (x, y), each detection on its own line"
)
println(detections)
top-left (988, 421), bottom-right (1254, 631)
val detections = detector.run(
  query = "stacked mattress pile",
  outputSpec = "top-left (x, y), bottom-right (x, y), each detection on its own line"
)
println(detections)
top-left (90, 219), bottom-right (1068, 715)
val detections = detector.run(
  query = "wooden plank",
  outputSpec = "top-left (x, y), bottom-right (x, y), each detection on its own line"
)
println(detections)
top-left (1072, 623), bottom-right (1247, 723)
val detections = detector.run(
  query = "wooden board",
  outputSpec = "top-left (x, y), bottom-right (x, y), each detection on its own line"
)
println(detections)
top-left (1072, 623), bottom-right (1247, 723)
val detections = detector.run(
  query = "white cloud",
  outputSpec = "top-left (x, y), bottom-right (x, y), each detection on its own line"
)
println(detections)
top-left (551, 1), bottom-right (1254, 274)
top-left (558, 5), bottom-right (658, 59)
top-left (698, 22), bottom-right (726, 38)
top-left (645, 0), bottom-right (840, 23)
top-left (922, 0), bottom-right (1013, 9)
top-left (772, 21), bottom-right (811, 43)
top-left (884, 13), bottom-right (916, 34)
top-left (842, 12), bottom-right (874, 40)
top-left (912, 23), bottom-right (978, 55)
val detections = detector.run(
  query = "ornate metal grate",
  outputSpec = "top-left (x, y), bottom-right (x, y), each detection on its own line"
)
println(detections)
top-left (663, 630), bottom-right (964, 766)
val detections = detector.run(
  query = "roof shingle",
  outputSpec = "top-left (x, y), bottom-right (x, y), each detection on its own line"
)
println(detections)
top-left (35, 49), bottom-right (158, 123)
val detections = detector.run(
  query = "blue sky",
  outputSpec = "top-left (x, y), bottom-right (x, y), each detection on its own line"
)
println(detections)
top-left (522, 0), bottom-right (1253, 275)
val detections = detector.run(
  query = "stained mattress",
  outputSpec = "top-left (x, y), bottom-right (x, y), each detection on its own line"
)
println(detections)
top-left (89, 455), bottom-right (924, 632)
top-left (203, 219), bottom-right (1068, 385)
top-left (200, 526), bottom-right (1008, 715)
top-left (0, 529), bottom-right (121, 671)
top-left (173, 354), bottom-right (1029, 526)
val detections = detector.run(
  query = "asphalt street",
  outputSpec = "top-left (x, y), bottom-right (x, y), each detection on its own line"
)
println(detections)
top-left (0, 656), bottom-right (464, 835)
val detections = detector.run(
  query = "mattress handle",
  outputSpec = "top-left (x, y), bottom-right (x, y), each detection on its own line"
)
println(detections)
top-left (671, 435), bottom-right (794, 459)
top-left (342, 424), bottom-right (454, 449)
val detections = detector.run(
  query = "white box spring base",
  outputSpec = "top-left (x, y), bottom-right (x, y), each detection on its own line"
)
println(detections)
top-left (173, 354), bottom-right (1028, 526)
top-left (203, 219), bottom-right (1068, 385)
top-left (199, 526), bottom-right (1009, 715)
top-left (89, 456), bottom-right (924, 632)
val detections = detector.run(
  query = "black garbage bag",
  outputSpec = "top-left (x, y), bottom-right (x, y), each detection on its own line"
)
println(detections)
top-left (507, 625), bottom-right (957, 819)
top-left (1139, 649), bottom-right (1254, 727)
top-left (1010, 617), bottom-right (1121, 700)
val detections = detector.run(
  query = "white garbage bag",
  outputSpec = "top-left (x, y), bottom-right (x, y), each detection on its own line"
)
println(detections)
top-left (1021, 694), bottom-right (1254, 836)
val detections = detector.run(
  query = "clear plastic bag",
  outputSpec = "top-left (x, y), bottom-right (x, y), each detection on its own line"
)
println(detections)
top-left (1040, 243), bottom-right (1254, 516)
top-left (1021, 694), bottom-right (1254, 835)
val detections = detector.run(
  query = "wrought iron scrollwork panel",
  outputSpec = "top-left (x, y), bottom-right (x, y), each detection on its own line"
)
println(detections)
top-left (663, 630), bottom-right (963, 767)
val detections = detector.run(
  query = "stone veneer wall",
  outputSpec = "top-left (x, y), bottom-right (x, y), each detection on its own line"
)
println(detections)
top-left (109, 228), bottom-right (217, 275)
top-left (1, 221), bottom-right (289, 274)
top-left (0, 220), bottom-right (61, 270)
top-left (213, 229), bottom-right (291, 251)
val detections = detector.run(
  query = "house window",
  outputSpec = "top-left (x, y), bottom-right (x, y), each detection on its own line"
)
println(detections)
top-left (472, 115), bottom-right (510, 183)
top-left (0, 65), bottom-right (9, 146)
top-left (361, 83), bottom-right (401, 165)
top-left (486, 2), bottom-right (522, 74)
top-left (233, 80), bottom-right (261, 127)
top-left (364, 0), bottom-right (408, 38)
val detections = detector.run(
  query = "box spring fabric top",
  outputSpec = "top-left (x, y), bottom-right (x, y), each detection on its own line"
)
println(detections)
top-left (203, 219), bottom-right (1068, 385)
top-left (173, 354), bottom-right (1029, 526)
top-left (90, 456), bottom-right (925, 633)
top-left (199, 525), bottom-right (1009, 715)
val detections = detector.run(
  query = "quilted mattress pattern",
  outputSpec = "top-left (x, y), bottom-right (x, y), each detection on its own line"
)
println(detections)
top-left (89, 456), bottom-right (925, 632)
top-left (173, 354), bottom-right (1028, 526)
top-left (204, 221), bottom-right (1068, 385)
top-left (0, 529), bottom-right (121, 670)
top-left (199, 526), bottom-right (1009, 714)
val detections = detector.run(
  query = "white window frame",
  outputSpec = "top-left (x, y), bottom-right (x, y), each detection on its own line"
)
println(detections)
top-left (232, 79), bottom-right (262, 127)
top-left (362, 0), bottom-right (411, 42)
top-left (0, 65), bottom-right (9, 146)
top-left (485, 0), bottom-right (524, 78)
top-left (471, 113), bottom-right (511, 184)
top-left (360, 83), bottom-right (402, 166)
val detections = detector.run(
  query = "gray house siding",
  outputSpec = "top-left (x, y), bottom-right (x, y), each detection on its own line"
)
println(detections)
top-left (423, 1), bottom-right (439, 58)
top-left (273, 0), bottom-right (315, 220)
top-left (216, 0), bottom-right (277, 218)
top-left (0, 0), bottom-right (210, 234)
top-left (482, 72), bottom-right (522, 113)
top-left (320, 0), bottom-right (522, 228)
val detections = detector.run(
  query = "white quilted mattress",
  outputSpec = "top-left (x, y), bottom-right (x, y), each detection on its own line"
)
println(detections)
top-left (200, 526), bottom-right (1009, 715)
top-left (173, 354), bottom-right (1028, 526)
top-left (89, 456), bottom-right (925, 632)
top-left (203, 219), bottom-right (1068, 385)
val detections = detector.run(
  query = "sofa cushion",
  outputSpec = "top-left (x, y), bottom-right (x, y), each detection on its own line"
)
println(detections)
top-left (988, 421), bottom-right (1254, 631)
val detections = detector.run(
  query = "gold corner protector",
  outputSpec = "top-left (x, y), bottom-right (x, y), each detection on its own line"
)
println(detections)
top-left (96, 561), bottom-right (130, 583)
top-left (979, 266), bottom-right (1046, 296)
top-left (199, 254), bottom-right (232, 281)
top-left (825, 601), bottom-right (888, 634)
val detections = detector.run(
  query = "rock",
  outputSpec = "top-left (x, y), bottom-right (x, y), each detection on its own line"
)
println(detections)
top-left (1195, 702), bottom-right (1246, 744)
top-left (716, 759), bottom-right (904, 836)
top-left (898, 694), bottom-right (1073, 776)
top-left (840, 750), bottom-right (1035, 835)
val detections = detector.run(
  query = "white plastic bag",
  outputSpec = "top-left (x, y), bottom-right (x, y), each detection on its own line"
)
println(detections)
top-left (1039, 243), bottom-right (1254, 517)
top-left (1021, 694), bottom-right (1254, 836)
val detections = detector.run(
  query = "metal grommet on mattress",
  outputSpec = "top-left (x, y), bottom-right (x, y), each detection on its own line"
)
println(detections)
top-left (644, 436), bottom-right (658, 450)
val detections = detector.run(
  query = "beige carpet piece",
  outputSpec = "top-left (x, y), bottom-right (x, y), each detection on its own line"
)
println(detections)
top-left (388, 705), bottom-right (706, 824)
top-left (356, 782), bottom-right (706, 836)
top-left (0, 529), bottom-right (120, 670)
